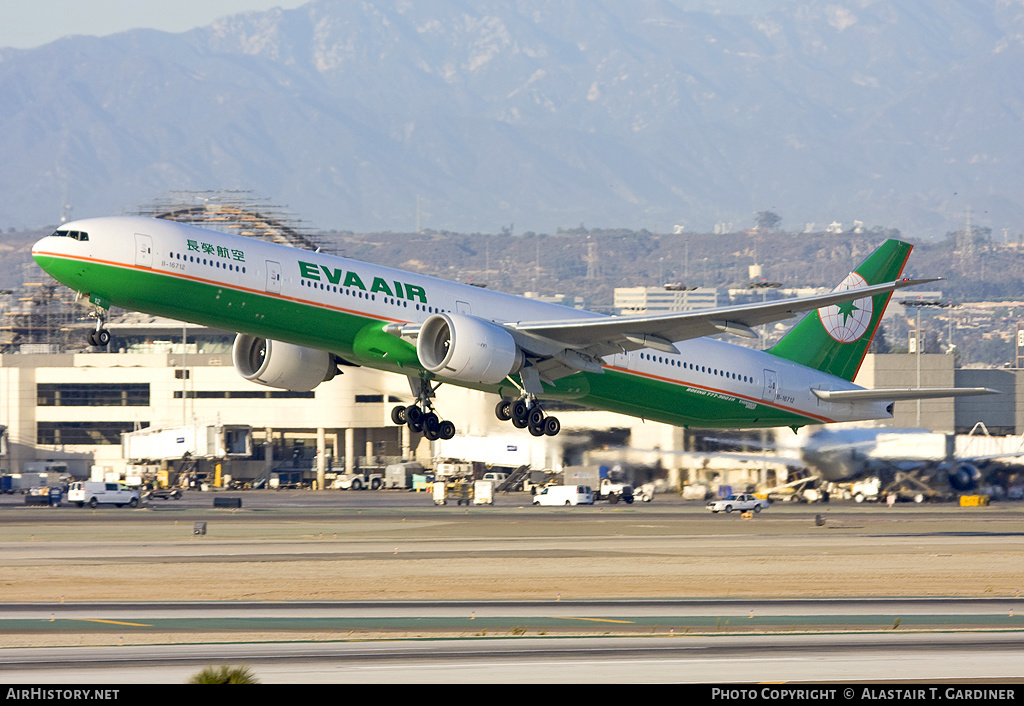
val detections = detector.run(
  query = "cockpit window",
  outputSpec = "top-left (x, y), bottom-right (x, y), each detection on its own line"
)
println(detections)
top-left (51, 230), bottom-right (89, 241)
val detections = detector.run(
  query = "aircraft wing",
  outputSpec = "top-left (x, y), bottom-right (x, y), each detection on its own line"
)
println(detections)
top-left (509, 277), bottom-right (938, 356)
top-left (812, 387), bottom-right (999, 402)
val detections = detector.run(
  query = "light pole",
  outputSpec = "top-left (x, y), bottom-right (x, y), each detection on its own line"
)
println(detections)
top-left (901, 299), bottom-right (957, 427)
top-left (750, 279), bottom-right (783, 348)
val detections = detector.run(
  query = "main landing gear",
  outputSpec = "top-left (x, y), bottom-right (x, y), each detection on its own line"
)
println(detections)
top-left (391, 404), bottom-right (456, 441)
top-left (390, 378), bottom-right (456, 441)
top-left (495, 397), bottom-right (560, 437)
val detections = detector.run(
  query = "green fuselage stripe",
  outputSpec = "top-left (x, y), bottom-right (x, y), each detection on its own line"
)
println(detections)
top-left (38, 254), bottom-right (819, 429)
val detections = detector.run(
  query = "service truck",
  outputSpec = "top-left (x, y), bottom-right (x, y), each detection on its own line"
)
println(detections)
top-left (564, 465), bottom-right (634, 503)
top-left (0, 471), bottom-right (64, 494)
top-left (385, 462), bottom-right (424, 489)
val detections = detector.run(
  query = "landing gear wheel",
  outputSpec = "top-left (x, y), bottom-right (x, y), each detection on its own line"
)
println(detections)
top-left (495, 400), bottom-right (512, 422)
top-left (528, 421), bottom-right (545, 436)
top-left (438, 420), bottom-right (456, 440)
top-left (543, 417), bottom-right (560, 436)
top-left (511, 399), bottom-right (530, 428)
top-left (96, 329), bottom-right (110, 346)
top-left (422, 412), bottom-right (439, 433)
top-left (528, 408), bottom-right (545, 428)
top-left (422, 412), bottom-right (440, 440)
top-left (406, 405), bottom-right (423, 433)
top-left (391, 405), bottom-right (408, 425)
top-left (511, 399), bottom-right (529, 420)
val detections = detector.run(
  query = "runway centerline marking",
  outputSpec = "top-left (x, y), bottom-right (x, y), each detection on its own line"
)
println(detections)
top-left (68, 619), bottom-right (152, 627)
top-left (552, 617), bottom-right (635, 624)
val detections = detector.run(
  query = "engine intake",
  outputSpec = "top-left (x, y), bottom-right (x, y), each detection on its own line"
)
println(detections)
top-left (232, 334), bottom-right (337, 391)
top-left (416, 313), bottom-right (523, 384)
top-left (948, 463), bottom-right (981, 492)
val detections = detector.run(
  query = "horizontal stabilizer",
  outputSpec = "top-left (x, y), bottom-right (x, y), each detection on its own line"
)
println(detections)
top-left (812, 387), bottom-right (999, 402)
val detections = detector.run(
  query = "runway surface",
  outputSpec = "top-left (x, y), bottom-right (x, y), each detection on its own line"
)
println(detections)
top-left (1, 598), bottom-right (1022, 683)
top-left (2, 630), bottom-right (1023, 684)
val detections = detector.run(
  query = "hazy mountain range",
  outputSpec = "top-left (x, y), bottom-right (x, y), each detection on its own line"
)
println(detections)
top-left (1, 0), bottom-right (1022, 237)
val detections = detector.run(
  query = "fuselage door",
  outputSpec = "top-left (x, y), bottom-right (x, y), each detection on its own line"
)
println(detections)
top-left (761, 369), bottom-right (778, 401)
top-left (134, 234), bottom-right (153, 268)
top-left (265, 260), bottom-right (282, 294)
top-left (456, 301), bottom-right (472, 315)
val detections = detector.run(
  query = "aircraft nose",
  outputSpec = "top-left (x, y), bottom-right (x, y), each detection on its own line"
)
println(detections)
top-left (31, 232), bottom-right (68, 277)
top-left (32, 235), bottom-right (50, 261)
top-left (32, 234), bottom-right (56, 265)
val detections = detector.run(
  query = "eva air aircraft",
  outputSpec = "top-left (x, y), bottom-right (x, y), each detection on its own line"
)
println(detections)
top-left (32, 217), bottom-right (991, 440)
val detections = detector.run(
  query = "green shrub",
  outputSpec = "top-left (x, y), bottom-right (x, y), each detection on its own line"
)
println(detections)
top-left (187, 665), bottom-right (259, 684)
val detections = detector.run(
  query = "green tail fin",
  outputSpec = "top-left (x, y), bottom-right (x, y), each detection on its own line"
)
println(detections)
top-left (768, 239), bottom-right (913, 381)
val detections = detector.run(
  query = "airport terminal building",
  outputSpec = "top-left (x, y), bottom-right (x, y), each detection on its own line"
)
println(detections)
top-left (2, 311), bottom-right (1023, 489)
top-left (0, 318), bottom-right (413, 482)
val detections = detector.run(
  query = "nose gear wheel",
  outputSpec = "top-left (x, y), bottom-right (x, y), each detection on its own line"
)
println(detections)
top-left (85, 308), bottom-right (110, 347)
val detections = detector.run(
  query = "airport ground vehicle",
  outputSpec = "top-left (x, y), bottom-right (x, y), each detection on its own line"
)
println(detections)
top-left (67, 481), bottom-right (140, 508)
top-left (634, 482), bottom-right (655, 502)
top-left (706, 493), bottom-right (769, 514)
top-left (24, 487), bottom-right (62, 506)
top-left (433, 480), bottom-right (474, 505)
top-left (532, 485), bottom-right (595, 506)
top-left (0, 473), bottom-right (57, 494)
top-left (335, 472), bottom-right (384, 490)
top-left (564, 466), bottom-right (634, 503)
top-left (385, 462), bottom-right (424, 489)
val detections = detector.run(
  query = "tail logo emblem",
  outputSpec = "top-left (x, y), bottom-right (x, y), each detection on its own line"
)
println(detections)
top-left (818, 272), bottom-right (873, 343)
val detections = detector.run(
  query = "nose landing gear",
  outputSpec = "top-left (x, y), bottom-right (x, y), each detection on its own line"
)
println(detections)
top-left (86, 310), bottom-right (110, 347)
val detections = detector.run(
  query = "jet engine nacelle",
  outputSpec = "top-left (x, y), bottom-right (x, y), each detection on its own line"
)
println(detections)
top-left (416, 313), bottom-right (524, 384)
top-left (947, 463), bottom-right (982, 492)
top-left (232, 334), bottom-right (337, 391)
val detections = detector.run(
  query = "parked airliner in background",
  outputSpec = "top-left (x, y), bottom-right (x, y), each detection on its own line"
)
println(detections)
top-left (32, 217), bottom-right (994, 439)
top-left (706, 426), bottom-right (1006, 494)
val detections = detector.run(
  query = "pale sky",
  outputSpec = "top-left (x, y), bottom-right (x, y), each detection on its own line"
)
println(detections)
top-left (0, 1), bottom-right (311, 49)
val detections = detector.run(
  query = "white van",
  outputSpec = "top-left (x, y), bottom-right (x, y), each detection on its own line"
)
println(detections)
top-left (68, 481), bottom-right (140, 508)
top-left (532, 485), bottom-right (594, 506)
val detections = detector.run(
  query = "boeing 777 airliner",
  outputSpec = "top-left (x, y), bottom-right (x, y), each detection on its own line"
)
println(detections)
top-left (32, 217), bottom-right (992, 439)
